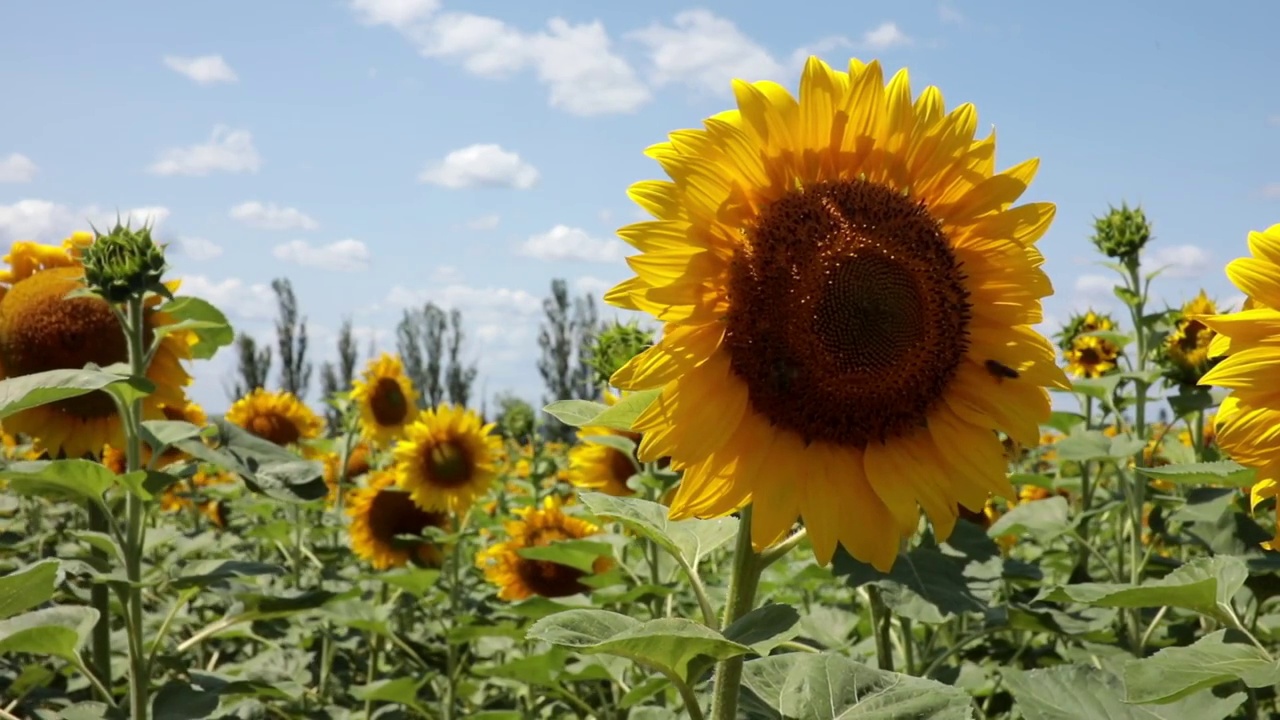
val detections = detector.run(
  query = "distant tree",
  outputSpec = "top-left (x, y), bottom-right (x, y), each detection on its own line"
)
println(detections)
top-left (422, 304), bottom-right (448, 407)
top-left (319, 319), bottom-right (359, 432)
top-left (444, 308), bottom-right (479, 407)
top-left (272, 278), bottom-right (312, 399)
top-left (537, 279), bottom-right (598, 440)
top-left (396, 308), bottom-right (427, 408)
top-left (226, 333), bottom-right (272, 402)
top-left (572, 293), bottom-right (600, 402)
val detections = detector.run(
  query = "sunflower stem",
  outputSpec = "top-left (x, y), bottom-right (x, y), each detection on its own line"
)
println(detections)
top-left (122, 295), bottom-right (151, 720)
top-left (1124, 256), bottom-right (1149, 656)
top-left (867, 585), bottom-right (895, 672)
top-left (442, 512), bottom-right (468, 720)
top-left (363, 583), bottom-right (389, 720)
top-left (85, 503), bottom-right (114, 703)
top-left (709, 505), bottom-right (763, 720)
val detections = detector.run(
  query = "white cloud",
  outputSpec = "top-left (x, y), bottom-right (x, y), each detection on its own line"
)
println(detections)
top-left (1145, 244), bottom-right (1210, 279)
top-left (432, 265), bottom-right (464, 283)
top-left (1261, 183), bottom-right (1280, 199)
top-left (229, 201), bottom-right (319, 230)
top-left (163, 54), bottom-right (238, 85)
top-left (629, 10), bottom-right (784, 94)
top-left (466, 214), bottom-right (500, 230)
top-left (0, 153), bottom-right (38, 183)
top-left (575, 275), bottom-right (612, 297)
top-left (272, 239), bottom-right (371, 271)
top-left (0, 200), bottom-right (169, 244)
top-left (180, 275), bottom-right (276, 319)
top-left (147, 126), bottom-right (261, 176)
top-left (938, 2), bottom-right (965, 25)
top-left (176, 237), bottom-right (223, 261)
top-left (349, 0), bottom-right (438, 28)
top-left (520, 225), bottom-right (627, 263)
top-left (858, 22), bottom-right (912, 50)
top-left (1073, 274), bottom-right (1117, 310)
top-left (386, 282), bottom-right (540, 315)
top-left (419, 144), bottom-right (538, 189)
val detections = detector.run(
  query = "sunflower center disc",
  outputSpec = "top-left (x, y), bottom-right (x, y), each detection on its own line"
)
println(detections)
top-left (249, 412), bottom-right (303, 446)
top-left (0, 267), bottom-right (131, 421)
top-left (370, 377), bottom-right (408, 426)
top-left (518, 528), bottom-right (590, 598)
top-left (608, 448), bottom-right (637, 487)
top-left (724, 179), bottom-right (971, 447)
top-left (369, 488), bottom-right (446, 548)
top-left (426, 441), bottom-right (473, 488)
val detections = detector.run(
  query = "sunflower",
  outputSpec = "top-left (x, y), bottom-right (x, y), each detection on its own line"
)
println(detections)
top-left (567, 441), bottom-right (639, 497)
top-left (159, 469), bottom-right (235, 529)
top-left (1163, 290), bottom-right (1219, 385)
top-left (476, 496), bottom-right (612, 601)
top-left (351, 353), bottom-right (418, 447)
top-left (347, 470), bottom-right (451, 570)
top-left (393, 403), bottom-right (501, 514)
top-left (323, 441), bottom-right (373, 506)
top-left (1064, 335), bottom-right (1119, 378)
top-left (1197, 224), bottom-right (1280, 547)
top-left (604, 56), bottom-right (1066, 571)
top-left (226, 388), bottom-right (323, 447)
top-left (0, 233), bottom-right (194, 459)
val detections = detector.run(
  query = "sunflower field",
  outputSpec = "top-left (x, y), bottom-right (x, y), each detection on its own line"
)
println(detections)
top-left (5, 56), bottom-right (1280, 720)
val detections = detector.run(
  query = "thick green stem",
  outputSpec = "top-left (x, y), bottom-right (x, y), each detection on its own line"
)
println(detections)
top-left (709, 506), bottom-right (763, 720)
top-left (1125, 259), bottom-right (1149, 656)
top-left (363, 584), bottom-right (389, 720)
top-left (123, 296), bottom-right (150, 720)
top-left (867, 586), bottom-right (894, 672)
top-left (86, 503), bottom-right (114, 701)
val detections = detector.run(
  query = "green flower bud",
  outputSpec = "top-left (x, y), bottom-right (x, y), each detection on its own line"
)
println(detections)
top-left (586, 320), bottom-right (655, 389)
top-left (81, 220), bottom-right (169, 303)
top-left (1091, 202), bottom-right (1153, 261)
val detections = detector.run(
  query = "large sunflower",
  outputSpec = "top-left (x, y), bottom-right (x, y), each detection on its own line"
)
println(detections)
top-left (0, 233), bottom-right (194, 459)
top-left (476, 496), bottom-right (613, 601)
top-left (1197, 224), bottom-right (1280, 547)
top-left (393, 403), bottom-right (501, 514)
top-left (347, 470), bottom-right (451, 570)
top-left (226, 388), bottom-right (323, 447)
top-left (350, 353), bottom-right (418, 447)
top-left (605, 57), bottom-right (1066, 571)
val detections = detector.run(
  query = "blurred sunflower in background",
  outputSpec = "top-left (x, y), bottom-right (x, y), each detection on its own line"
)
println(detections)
top-left (604, 56), bottom-right (1066, 570)
top-left (567, 392), bottom-right (640, 497)
top-left (323, 440), bottom-right (373, 506)
top-left (1162, 290), bottom-right (1220, 386)
top-left (160, 469), bottom-right (235, 529)
top-left (0, 232), bottom-right (194, 458)
top-left (1060, 310), bottom-right (1121, 379)
top-left (393, 403), bottom-right (501, 514)
top-left (476, 496), bottom-right (612, 601)
top-left (226, 388), bottom-right (323, 447)
top-left (347, 470), bottom-right (451, 570)
top-left (350, 353), bottom-right (418, 447)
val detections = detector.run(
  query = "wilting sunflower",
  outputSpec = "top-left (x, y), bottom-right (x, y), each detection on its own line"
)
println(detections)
top-left (323, 441), bottom-right (373, 506)
top-left (393, 403), bottom-right (501, 514)
top-left (605, 56), bottom-right (1066, 571)
top-left (351, 353), bottom-right (418, 447)
top-left (1197, 224), bottom-right (1280, 547)
top-left (1163, 290), bottom-right (1219, 385)
top-left (226, 388), bottom-right (323, 447)
top-left (0, 233), bottom-right (194, 459)
top-left (476, 496), bottom-right (612, 601)
top-left (347, 470), bottom-right (451, 570)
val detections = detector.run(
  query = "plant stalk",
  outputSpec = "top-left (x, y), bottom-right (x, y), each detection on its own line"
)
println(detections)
top-left (86, 503), bottom-right (114, 702)
top-left (709, 506), bottom-right (763, 720)
top-left (868, 585), bottom-right (895, 672)
top-left (123, 295), bottom-right (151, 720)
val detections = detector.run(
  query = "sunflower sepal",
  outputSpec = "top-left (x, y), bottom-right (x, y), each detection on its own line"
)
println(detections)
top-left (80, 221), bottom-right (171, 304)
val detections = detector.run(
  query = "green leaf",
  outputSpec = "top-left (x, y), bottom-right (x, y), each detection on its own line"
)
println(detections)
top-left (580, 433), bottom-right (638, 459)
top-left (0, 367), bottom-right (152, 420)
top-left (377, 567), bottom-right (441, 597)
top-left (1, 460), bottom-right (115, 511)
top-left (1040, 556), bottom-right (1248, 620)
top-left (1046, 411), bottom-right (1086, 434)
top-left (171, 560), bottom-right (285, 590)
top-left (526, 609), bottom-right (752, 682)
top-left (0, 559), bottom-right (60, 620)
top-left (579, 492), bottom-right (738, 572)
top-left (988, 496), bottom-right (1071, 541)
top-left (176, 418), bottom-right (326, 503)
top-left (1168, 386), bottom-right (1216, 417)
top-left (141, 420), bottom-right (207, 452)
top-left (722, 603), bottom-right (801, 656)
top-left (115, 470), bottom-right (154, 500)
top-left (1123, 630), bottom-right (1280, 705)
top-left (0, 606), bottom-right (99, 661)
top-left (1066, 375), bottom-right (1122, 405)
top-left (588, 389), bottom-right (661, 432)
top-left (236, 589), bottom-right (337, 618)
top-left (1004, 664), bottom-right (1244, 720)
top-left (1054, 429), bottom-right (1144, 463)
top-left (517, 539), bottom-right (614, 574)
top-left (740, 652), bottom-right (974, 720)
top-left (832, 544), bottom-right (992, 623)
top-left (543, 400), bottom-right (609, 428)
top-left (1138, 461), bottom-right (1255, 488)
top-left (152, 680), bottom-right (220, 720)
top-left (158, 297), bottom-right (235, 360)
top-left (351, 677), bottom-right (428, 711)
top-left (68, 532), bottom-right (124, 566)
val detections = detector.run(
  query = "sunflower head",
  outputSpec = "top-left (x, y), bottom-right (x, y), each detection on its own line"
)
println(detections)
top-left (566, 441), bottom-right (638, 497)
top-left (0, 233), bottom-right (194, 458)
top-left (585, 320), bottom-right (655, 390)
top-left (1162, 290), bottom-right (1220, 386)
top-left (226, 388), bottom-right (323, 447)
top-left (159, 468), bottom-right (235, 516)
top-left (79, 220), bottom-right (169, 303)
top-left (392, 403), bottom-right (501, 514)
top-left (1064, 335), bottom-right (1120, 378)
top-left (347, 470), bottom-right (451, 570)
top-left (476, 495), bottom-right (612, 601)
top-left (351, 353), bottom-right (419, 447)
top-left (323, 441), bottom-right (374, 506)
top-left (1057, 310), bottom-right (1116, 352)
top-left (1091, 202), bottom-right (1153, 262)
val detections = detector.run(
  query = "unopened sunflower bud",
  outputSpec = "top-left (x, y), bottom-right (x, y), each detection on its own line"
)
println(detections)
top-left (1091, 203), bottom-right (1153, 261)
top-left (81, 221), bottom-right (169, 303)
top-left (587, 320), bottom-right (655, 389)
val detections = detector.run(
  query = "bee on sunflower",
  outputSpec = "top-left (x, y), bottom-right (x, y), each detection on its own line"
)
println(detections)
top-left (226, 388), bottom-right (323, 447)
top-left (347, 470), bottom-right (452, 570)
top-left (350, 353), bottom-right (418, 447)
top-left (476, 496), bottom-right (613, 601)
top-left (393, 403), bottom-right (502, 515)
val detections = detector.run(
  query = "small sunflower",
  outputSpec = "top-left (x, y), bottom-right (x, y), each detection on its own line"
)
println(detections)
top-left (568, 391), bottom-right (641, 497)
top-left (1015, 484), bottom-right (1069, 504)
top-left (226, 388), bottom-right (323, 447)
top-left (323, 441), bottom-right (373, 506)
top-left (351, 353), bottom-right (418, 447)
top-left (605, 56), bottom-right (1066, 570)
top-left (476, 496), bottom-right (613, 601)
top-left (1064, 335), bottom-right (1120, 378)
top-left (0, 233), bottom-right (195, 458)
top-left (347, 470), bottom-right (451, 570)
top-left (1163, 290), bottom-right (1220, 385)
top-left (393, 403), bottom-right (501, 514)
top-left (160, 469), bottom-right (235, 528)
top-left (1197, 224), bottom-right (1280, 547)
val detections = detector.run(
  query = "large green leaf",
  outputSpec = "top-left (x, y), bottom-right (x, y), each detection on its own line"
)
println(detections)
top-left (1122, 630), bottom-right (1280, 704)
top-left (517, 539), bottom-right (614, 573)
top-left (588, 389), bottom-right (662, 432)
top-left (141, 420), bottom-right (208, 453)
top-left (1039, 556), bottom-right (1248, 620)
top-left (152, 680), bottom-right (220, 720)
top-left (987, 496), bottom-right (1071, 540)
top-left (526, 609), bottom-right (752, 682)
top-left (175, 417), bottom-right (326, 502)
top-left (723, 603), bottom-right (801, 656)
top-left (832, 544), bottom-right (993, 623)
top-left (170, 560), bottom-right (285, 590)
top-left (1004, 664), bottom-right (1243, 720)
top-left (0, 367), bottom-right (152, 420)
top-left (157, 296), bottom-right (235, 360)
top-left (351, 677), bottom-right (430, 714)
top-left (1054, 429), bottom-right (1146, 462)
top-left (0, 559), bottom-right (60, 620)
top-left (0, 606), bottom-right (99, 661)
top-left (1, 460), bottom-right (116, 512)
top-left (579, 492), bottom-right (738, 572)
top-left (543, 400), bottom-right (609, 428)
top-left (1137, 461), bottom-right (1255, 488)
top-left (740, 652), bottom-right (974, 719)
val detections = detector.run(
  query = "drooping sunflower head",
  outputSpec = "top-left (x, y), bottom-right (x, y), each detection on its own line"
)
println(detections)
top-left (323, 441), bottom-right (374, 506)
top-left (351, 353), bottom-right (419, 447)
top-left (1162, 290), bottom-right (1220, 385)
top-left (226, 388), bottom-right (323, 447)
top-left (0, 233), bottom-right (195, 459)
top-left (605, 56), bottom-right (1067, 571)
top-left (392, 403), bottom-right (502, 515)
top-left (347, 470), bottom-right (451, 570)
top-left (476, 495), bottom-right (612, 601)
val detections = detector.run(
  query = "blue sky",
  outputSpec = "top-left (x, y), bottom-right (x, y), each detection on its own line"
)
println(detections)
top-left (1, 0), bottom-right (1278, 414)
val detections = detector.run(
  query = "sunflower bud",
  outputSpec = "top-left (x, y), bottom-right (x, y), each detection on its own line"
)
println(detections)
top-left (81, 221), bottom-right (169, 303)
top-left (587, 321), bottom-right (654, 389)
top-left (1090, 203), bottom-right (1153, 262)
